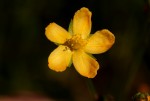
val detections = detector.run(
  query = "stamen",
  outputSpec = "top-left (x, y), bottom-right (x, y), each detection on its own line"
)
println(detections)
top-left (63, 46), bottom-right (69, 51)
top-left (64, 34), bottom-right (87, 51)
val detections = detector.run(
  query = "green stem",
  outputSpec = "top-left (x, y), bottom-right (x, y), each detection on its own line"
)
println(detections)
top-left (86, 79), bottom-right (98, 101)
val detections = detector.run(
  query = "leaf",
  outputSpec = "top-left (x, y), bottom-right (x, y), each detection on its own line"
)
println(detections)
top-left (68, 19), bottom-right (73, 34)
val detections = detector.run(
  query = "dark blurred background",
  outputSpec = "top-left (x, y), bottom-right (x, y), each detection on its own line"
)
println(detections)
top-left (0, 0), bottom-right (150, 101)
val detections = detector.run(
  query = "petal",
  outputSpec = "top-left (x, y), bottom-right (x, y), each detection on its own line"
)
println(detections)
top-left (73, 7), bottom-right (92, 39)
top-left (84, 29), bottom-right (115, 54)
top-left (72, 50), bottom-right (99, 78)
top-left (48, 45), bottom-right (72, 72)
top-left (45, 23), bottom-right (71, 44)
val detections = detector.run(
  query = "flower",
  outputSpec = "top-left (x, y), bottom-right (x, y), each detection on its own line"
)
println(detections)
top-left (45, 7), bottom-right (115, 78)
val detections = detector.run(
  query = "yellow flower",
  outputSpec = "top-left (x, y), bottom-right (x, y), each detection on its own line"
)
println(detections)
top-left (45, 7), bottom-right (115, 78)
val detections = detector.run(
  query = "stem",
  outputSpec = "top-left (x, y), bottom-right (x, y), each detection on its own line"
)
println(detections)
top-left (86, 79), bottom-right (98, 101)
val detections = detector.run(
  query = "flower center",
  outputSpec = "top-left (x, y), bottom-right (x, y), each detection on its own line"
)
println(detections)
top-left (64, 34), bottom-right (87, 51)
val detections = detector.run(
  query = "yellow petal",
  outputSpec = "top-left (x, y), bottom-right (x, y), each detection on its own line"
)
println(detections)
top-left (73, 7), bottom-right (92, 39)
top-left (72, 50), bottom-right (99, 78)
top-left (84, 29), bottom-right (115, 54)
top-left (48, 45), bottom-right (72, 72)
top-left (148, 96), bottom-right (150, 101)
top-left (45, 23), bottom-right (71, 44)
